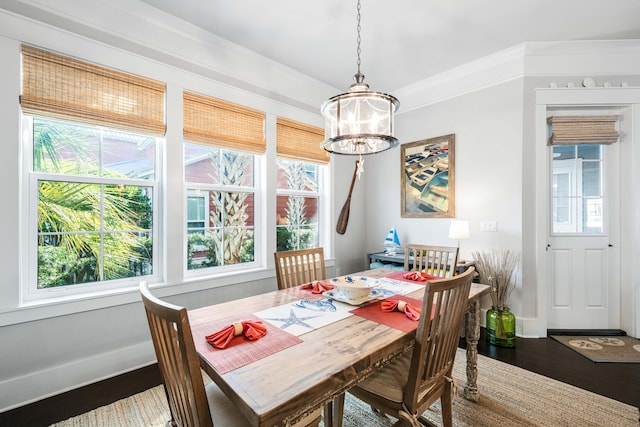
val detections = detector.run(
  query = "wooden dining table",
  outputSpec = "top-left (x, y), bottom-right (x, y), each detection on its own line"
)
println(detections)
top-left (189, 268), bottom-right (489, 427)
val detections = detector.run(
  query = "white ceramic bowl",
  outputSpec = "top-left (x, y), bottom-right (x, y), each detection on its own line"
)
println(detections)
top-left (330, 276), bottom-right (379, 301)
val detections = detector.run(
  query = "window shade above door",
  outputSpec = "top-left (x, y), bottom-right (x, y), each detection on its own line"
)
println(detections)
top-left (547, 115), bottom-right (619, 145)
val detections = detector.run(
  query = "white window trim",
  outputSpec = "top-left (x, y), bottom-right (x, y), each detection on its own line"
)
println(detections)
top-left (0, 30), bottom-right (332, 326)
top-left (275, 158), bottom-right (328, 254)
top-left (183, 148), bottom-right (262, 278)
top-left (21, 116), bottom-right (162, 302)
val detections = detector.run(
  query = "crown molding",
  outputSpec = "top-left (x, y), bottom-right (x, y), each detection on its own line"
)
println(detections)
top-left (394, 44), bottom-right (527, 114)
top-left (395, 40), bottom-right (640, 114)
top-left (524, 40), bottom-right (640, 76)
top-left (0, 0), bottom-right (335, 115)
top-left (3, 1), bottom-right (640, 116)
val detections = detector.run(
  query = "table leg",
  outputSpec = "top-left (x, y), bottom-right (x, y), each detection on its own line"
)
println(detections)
top-left (463, 299), bottom-right (480, 402)
top-left (322, 394), bottom-right (345, 427)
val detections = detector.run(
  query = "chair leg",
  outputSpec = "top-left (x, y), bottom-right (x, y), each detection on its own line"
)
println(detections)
top-left (440, 382), bottom-right (453, 427)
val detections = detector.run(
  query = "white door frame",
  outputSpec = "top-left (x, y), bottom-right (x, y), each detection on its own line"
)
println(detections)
top-left (530, 88), bottom-right (640, 338)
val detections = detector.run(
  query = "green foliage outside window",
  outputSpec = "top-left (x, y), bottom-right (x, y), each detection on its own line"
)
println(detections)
top-left (185, 148), bottom-right (255, 270)
top-left (276, 159), bottom-right (318, 251)
top-left (33, 118), bottom-right (154, 288)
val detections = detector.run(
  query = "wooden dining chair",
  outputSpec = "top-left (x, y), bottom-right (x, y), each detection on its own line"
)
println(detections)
top-left (140, 281), bottom-right (253, 427)
top-left (404, 244), bottom-right (459, 278)
top-left (274, 248), bottom-right (339, 425)
top-left (274, 247), bottom-right (326, 289)
top-left (340, 267), bottom-right (475, 427)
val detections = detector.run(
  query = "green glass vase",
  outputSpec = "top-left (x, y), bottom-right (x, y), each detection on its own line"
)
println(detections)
top-left (486, 307), bottom-right (516, 347)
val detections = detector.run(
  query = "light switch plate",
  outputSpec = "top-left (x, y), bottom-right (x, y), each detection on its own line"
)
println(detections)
top-left (480, 221), bottom-right (497, 232)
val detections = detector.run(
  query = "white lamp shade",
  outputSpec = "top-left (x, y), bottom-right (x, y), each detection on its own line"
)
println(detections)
top-left (448, 220), bottom-right (470, 240)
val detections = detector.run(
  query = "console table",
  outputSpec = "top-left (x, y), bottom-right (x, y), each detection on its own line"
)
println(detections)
top-left (368, 251), bottom-right (476, 277)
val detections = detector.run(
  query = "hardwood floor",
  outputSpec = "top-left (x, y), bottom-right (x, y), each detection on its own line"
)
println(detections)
top-left (467, 330), bottom-right (640, 409)
top-left (1, 329), bottom-right (638, 426)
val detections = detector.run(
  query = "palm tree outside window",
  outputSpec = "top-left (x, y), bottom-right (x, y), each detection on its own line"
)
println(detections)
top-left (184, 143), bottom-right (255, 270)
top-left (29, 116), bottom-right (157, 290)
top-left (275, 158), bottom-right (320, 251)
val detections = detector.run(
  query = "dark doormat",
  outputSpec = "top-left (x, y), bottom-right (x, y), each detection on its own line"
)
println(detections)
top-left (550, 335), bottom-right (640, 363)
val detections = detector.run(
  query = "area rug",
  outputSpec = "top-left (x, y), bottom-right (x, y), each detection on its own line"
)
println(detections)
top-left (551, 335), bottom-right (640, 363)
top-left (51, 348), bottom-right (639, 427)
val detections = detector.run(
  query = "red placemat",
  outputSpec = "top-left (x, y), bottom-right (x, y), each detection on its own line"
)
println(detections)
top-left (350, 295), bottom-right (424, 332)
top-left (281, 281), bottom-right (334, 301)
top-left (383, 271), bottom-right (431, 284)
top-left (192, 313), bottom-right (302, 374)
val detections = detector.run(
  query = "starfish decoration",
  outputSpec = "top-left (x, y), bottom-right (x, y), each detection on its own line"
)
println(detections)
top-left (262, 308), bottom-right (321, 331)
top-left (356, 157), bottom-right (365, 179)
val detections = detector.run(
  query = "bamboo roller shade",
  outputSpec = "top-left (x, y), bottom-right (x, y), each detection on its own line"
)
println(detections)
top-left (183, 91), bottom-right (265, 154)
top-left (276, 118), bottom-right (329, 164)
top-left (547, 115), bottom-right (619, 145)
top-left (21, 45), bottom-right (166, 136)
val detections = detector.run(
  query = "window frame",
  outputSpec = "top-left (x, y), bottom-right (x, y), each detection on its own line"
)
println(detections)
top-left (22, 115), bottom-right (162, 301)
top-left (275, 157), bottom-right (326, 253)
top-left (183, 144), bottom-right (262, 277)
top-left (549, 144), bottom-right (606, 236)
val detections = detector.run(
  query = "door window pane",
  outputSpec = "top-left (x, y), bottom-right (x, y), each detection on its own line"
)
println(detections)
top-left (551, 144), bottom-right (604, 234)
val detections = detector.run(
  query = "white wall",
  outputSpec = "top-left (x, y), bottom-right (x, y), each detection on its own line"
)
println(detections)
top-left (364, 79), bottom-right (524, 314)
top-left (365, 75), bottom-right (640, 339)
top-left (1, 0), bottom-right (640, 414)
top-left (333, 156), bottom-right (369, 275)
top-left (0, 6), bottom-right (356, 412)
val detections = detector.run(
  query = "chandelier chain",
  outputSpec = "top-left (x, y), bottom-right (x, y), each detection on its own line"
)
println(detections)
top-left (356, 0), bottom-right (362, 75)
top-left (320, 0), bottom-right (399, 156)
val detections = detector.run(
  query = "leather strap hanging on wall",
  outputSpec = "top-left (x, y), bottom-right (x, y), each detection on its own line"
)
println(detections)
top-left (547, 115), bottom-right (619, 145)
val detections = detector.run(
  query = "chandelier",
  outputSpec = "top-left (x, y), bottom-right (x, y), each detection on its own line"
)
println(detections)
top-left (321, 0), bottom-right (400, 156)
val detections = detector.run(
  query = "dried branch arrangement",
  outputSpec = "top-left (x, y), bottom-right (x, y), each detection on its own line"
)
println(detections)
top-left (472, 249), bottom-right (520, 310)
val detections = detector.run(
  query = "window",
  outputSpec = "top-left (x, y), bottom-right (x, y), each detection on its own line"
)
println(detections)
top-left (183, 91), bottom-right (265, 272)
top-left (276, 159), bottom-right (320, 251)
top-left (27, 117), bottom-right (158, 290)
top-left (551, 144), bottom-right (603, 234)
top-left (276, 118), bottom-right (329, 252)
top-left (187, 193), bottom-right (207, 229)
top-left (21, 45), bottom-right (165, 297)
top-left (185, 145), bottom-right (256, 269)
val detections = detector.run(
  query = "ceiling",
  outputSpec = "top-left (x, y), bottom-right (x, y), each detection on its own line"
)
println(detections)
top-left (137, 0), bottom-right (640, 93)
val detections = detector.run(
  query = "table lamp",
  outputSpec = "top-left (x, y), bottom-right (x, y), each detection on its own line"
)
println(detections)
top-left (448, 219), bottom-right (470, 247)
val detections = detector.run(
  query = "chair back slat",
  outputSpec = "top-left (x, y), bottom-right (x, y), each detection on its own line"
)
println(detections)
top-left (404, 267), bottom-right (474, 413)
top-left (274, 248), bottom-right (326, 289)
top-left (140, 282), bottom-right (213, 427)
top-left (404, 244), bottom-right (459, 278)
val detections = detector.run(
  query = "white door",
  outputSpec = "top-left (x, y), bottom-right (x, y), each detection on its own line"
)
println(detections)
top-left (547, 143), bottom-right (620, 330)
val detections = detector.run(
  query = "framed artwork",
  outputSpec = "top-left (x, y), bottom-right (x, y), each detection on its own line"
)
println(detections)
top-left (400, 134), bottom-right (455, 218)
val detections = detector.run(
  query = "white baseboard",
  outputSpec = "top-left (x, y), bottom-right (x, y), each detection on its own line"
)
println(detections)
top-left (0, 340), bottom-right (156, 413)
top-left (519, 317), bottom-right (547, 338)
top-left (480, 309), bottom-right (546, 339)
